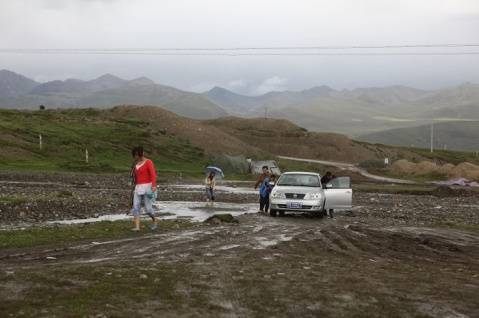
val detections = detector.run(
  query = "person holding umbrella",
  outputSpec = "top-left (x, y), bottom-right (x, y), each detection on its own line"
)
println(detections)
top-left (205, 171), bottom-right (216, 202)
top-left (204, 166), bottom-right (224, 203)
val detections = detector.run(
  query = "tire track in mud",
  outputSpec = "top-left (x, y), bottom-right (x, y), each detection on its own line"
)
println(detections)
top-left (2, 215), bottom-right (479, 271)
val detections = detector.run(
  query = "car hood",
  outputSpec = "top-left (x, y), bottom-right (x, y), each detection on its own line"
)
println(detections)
top-left (272, 186), bottom-right (322, 194)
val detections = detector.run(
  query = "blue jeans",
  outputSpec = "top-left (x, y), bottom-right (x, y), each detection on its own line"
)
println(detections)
top-left (131, 191), bottom-right (155, 217)
top-left (206, 187), bottom-right (215, 200)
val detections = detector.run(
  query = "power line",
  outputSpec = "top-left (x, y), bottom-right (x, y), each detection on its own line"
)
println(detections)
top-left (1, 43), bottom-right (478, 56)
top-left (1, 51), bottom-right (479, 56)
top-left (1, 43), bottom-right (479, 52)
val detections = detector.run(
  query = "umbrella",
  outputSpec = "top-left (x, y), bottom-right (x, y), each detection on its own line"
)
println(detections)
top-left (205, 166), bottom-right (224, 179)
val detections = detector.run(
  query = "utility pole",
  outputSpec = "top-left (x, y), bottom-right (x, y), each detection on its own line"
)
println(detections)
top-left (264, 107), bottom-right (268, 119)
top-left (430, 121), bottom-right (434, 153)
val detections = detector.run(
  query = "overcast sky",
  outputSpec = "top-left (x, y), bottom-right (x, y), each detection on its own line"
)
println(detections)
top-left (1, 0), bottom-right (479, 95)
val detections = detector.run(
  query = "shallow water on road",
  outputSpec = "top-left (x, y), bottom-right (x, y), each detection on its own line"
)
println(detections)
top-left (48, 201), bottom-right (259, 225)
top-left (168, 184), bottom-right (257, 195)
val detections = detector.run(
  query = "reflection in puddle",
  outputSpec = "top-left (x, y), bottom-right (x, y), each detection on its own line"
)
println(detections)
top-left (49, 201), bottom-right (259, 225)
top-left (169, 184), bottom-right (257, 195)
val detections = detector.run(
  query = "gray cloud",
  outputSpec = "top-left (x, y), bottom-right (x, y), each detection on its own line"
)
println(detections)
top-left (1, 0), bottom-right (479, 92)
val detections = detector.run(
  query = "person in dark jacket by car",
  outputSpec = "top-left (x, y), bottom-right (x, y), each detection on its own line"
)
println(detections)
top-left (254, 165), bottom-right (270, 212)
top-left (321, 171), bottom-right (335, 186)
top-left (259, 174), bottom-right (276, 213)
top-left (321, 171), bottom-right (336, 218)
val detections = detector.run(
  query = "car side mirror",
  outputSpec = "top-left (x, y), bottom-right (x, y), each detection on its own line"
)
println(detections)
top-left (269, 181), bottom-right (275, 187)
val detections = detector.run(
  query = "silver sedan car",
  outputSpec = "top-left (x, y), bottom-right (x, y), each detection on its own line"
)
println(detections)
top-left (269, 172), bottom-right (352, 217)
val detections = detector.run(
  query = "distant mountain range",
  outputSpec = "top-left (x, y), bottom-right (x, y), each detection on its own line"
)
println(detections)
top-left (205, 85), bottom-right (334, 114)
top-left (0, 70), bottom-right (226, 119)
top-left (1, 69), bottom-right (478, 147)
top-left (204, 83), bottom-right (479, 136)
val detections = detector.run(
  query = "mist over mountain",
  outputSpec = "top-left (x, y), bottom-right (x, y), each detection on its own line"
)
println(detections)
top-left (205, 85), bottom-right (334, 114)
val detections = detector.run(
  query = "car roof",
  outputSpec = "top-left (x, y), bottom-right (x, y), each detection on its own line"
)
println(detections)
top-left (281, 171), bottom-right (321, 177)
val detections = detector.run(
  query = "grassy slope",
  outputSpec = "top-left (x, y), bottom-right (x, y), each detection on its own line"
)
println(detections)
top-left (0, 108), bottom-right (207, 174)
top-left (0, 220), bottom-right (195, 250)
top-left (358, 121), bottom-right (479, 152)
top-left (1, 107), bottom-right (477, 178)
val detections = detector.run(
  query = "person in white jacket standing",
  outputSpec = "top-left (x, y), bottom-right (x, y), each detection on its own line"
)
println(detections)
top-left (205, 172), bottom-right (216, 203)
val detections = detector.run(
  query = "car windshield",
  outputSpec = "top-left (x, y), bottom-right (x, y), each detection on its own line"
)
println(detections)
top-left (277, 174), bottom-right (321, 187)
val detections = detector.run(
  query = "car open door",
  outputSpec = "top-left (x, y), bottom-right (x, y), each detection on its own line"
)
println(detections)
top-left (324, 177), bottom-right (352, 210)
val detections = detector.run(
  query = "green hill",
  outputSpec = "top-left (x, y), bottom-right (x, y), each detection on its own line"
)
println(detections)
top-left (0, 107), bottom-right (261, 174)
top-left (1, 106), bottom-right (478, 177)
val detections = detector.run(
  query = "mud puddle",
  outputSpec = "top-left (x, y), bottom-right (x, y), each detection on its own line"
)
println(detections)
top-left (48, 201), bottom-right (259, 225)
top-left (169, 184), bottom-right (257, 195)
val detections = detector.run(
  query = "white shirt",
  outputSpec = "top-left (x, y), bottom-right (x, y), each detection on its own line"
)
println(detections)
top-left (135, 183), bottom-right (152, 195)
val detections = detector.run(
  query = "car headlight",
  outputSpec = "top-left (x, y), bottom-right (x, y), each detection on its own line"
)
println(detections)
top-left (271, 192), bottom-right (285, 199)
top-left (305, 192), bottom-right (322, 200)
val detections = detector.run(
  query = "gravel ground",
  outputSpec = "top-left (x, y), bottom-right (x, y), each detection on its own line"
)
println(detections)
top-left (1, 172), bottom-right (478, 227)
top-left (1, 172), bottom-right (479, 317)
top-left (0, 172), bottom-right (257, 225)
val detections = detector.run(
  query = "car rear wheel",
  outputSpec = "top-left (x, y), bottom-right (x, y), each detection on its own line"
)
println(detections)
top-left (270, 209), bottom-right (277, 217)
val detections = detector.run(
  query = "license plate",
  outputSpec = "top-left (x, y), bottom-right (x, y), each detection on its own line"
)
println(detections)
top-left (287, 202), bottom-right (302, 209)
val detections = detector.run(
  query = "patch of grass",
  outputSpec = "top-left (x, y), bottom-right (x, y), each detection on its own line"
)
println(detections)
top-left (0, 109), bottom-right (208, 174)
top-left (0, 219), bottom-right (196, 250)
top-left (0, 195), bottom-right (28, 204)
top-left (276, 158), bottom-right (328, 174)
top-left (55, 190), bottom-right (73, 198)
top-left (1, 262), bottom-right (212, 317)
top-left (0, 109), bottom-right (261, 179)
top-left (434, 222), bottom-right (479, 233)
top-left (400, 146), bottom-right (479, 165)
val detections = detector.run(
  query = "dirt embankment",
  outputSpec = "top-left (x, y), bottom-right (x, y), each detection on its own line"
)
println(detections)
top-left (391, 159), bottom-right (479, 181)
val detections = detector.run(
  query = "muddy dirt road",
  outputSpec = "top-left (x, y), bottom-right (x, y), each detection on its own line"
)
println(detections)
top-left (1, 172), bottom-right (479, 317)
top-left (1, 213), bottom-right (479, 317)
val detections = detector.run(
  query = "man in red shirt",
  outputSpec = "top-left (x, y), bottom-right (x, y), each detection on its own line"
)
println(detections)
top-left (131, 146), bottom-right (158, 231)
